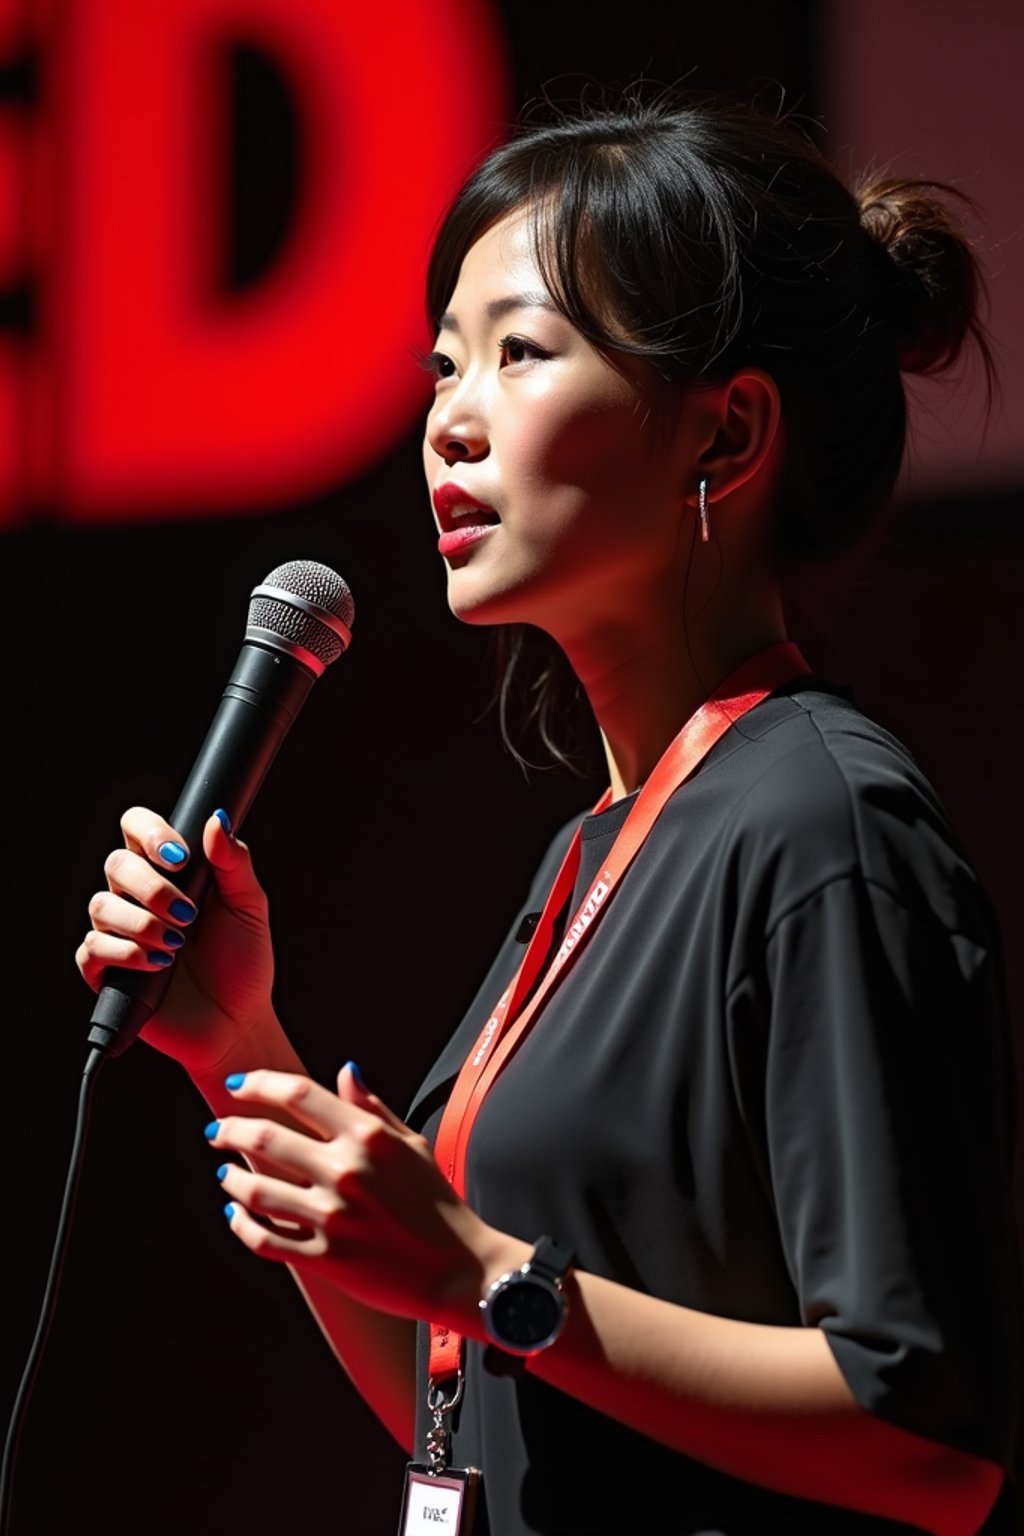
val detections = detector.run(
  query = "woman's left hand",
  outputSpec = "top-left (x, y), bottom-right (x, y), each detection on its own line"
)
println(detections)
top-left (207, 1065), bottom-right (499, 1327)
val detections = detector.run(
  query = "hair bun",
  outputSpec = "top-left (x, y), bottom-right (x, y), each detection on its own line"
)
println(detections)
top-left (856, 177), bottom-right (986, 375)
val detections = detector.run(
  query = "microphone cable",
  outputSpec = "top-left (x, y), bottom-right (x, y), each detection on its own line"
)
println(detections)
top-left (0, 1047), bottom-right (106, 1536)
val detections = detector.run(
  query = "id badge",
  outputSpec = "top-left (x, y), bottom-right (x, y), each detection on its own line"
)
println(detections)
top-left (398, 1464), bottom-right (481, 1535)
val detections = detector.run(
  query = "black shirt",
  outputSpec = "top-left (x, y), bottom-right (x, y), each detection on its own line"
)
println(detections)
top-left (407, 683), bottom-right (1020, 1535)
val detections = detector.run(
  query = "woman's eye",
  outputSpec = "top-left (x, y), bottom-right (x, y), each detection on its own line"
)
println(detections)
top-left (419, 350), bottom-right (457, 381)
top-left (498, 334), bottom-right (547, 366)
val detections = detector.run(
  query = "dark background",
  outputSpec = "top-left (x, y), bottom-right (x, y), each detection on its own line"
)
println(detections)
top-left (3, 2), bottom-right (1022, 1532)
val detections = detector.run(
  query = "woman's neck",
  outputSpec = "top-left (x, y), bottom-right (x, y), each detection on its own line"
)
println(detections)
top-left (564, 588), bottom-right (789, 803)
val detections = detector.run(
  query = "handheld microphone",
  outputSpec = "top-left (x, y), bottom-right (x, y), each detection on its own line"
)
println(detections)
top-left (86, 559), bottom-right (354, 1059)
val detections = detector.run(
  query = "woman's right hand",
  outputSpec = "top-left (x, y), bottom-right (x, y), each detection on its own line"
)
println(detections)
top-left (76, 807), bottom-right (278, 1077)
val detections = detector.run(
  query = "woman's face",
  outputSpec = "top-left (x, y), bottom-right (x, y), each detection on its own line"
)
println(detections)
top-left (422, 209), bottom-right (695, 645)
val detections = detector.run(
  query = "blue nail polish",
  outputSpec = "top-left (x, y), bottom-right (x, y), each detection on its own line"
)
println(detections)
top-left (344, 1060), bottom-right (365, 1089)
top-left (224, 1202), bottom-right (236, 1220)
top-left (169, 898), bottom-right (196, 924)
top-left (204, 1120), bottom-right (220, 1140)
top-left (162, 929), bottom-right (185, 949)
top-left (216, 1164), bottom-right (229, 1182)
top-left (214, 808), bottom-right (233, 835)
top-left (224, 1072), bottom-right (246, 1091)
top-left (148, 950), bottom-right (173, 967)
top-left (158, 840), bottom-right (187, 866)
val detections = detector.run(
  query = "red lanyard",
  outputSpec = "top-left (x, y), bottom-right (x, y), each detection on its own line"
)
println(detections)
top-left (428, 642), bottom-right (810, 1382)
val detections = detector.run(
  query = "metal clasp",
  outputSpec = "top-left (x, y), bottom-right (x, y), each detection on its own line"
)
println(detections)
top-left (424, 1371), bottom-right (464, 1475)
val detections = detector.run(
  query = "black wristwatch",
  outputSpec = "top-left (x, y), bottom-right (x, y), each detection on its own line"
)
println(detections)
top-left (480, 1236), bottom-right (575, 1377)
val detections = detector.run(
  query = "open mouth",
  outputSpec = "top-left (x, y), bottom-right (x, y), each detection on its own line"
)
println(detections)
top-left (452, 508), bottom-right (500, 530)
top-left (432, 482), bottom-right (499, 532)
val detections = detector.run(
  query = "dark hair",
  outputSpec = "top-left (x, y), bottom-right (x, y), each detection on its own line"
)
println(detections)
top-left (426, 92), bottom-right (991, 765)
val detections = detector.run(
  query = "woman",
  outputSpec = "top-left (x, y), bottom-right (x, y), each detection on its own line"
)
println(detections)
top-left (77, 96), bottom-right (1019, 1534)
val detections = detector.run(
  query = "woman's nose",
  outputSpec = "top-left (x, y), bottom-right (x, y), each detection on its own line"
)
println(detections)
top-left (426, 386), bottom-right (489, 465)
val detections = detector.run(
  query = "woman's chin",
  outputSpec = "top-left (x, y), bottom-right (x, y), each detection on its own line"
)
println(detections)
top-left (447, 590), bottom-right (509, 627)
top-left (444, 570), bottom-right (520, 627)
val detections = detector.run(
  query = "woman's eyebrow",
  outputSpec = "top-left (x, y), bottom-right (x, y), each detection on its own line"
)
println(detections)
top-left (437, 292), bottom-right (558, 334)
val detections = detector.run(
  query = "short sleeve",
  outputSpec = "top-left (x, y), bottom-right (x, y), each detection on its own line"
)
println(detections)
top-left (761, 872), bottom-right (1019, 1467)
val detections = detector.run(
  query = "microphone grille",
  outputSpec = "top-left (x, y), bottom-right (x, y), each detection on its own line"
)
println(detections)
top-left (248, 560), bottom-right (355, 669)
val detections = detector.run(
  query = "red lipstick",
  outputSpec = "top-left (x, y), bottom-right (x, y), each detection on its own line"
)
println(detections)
top-left (437, 523), bottom-right (499, 557)
top-left (432, 482), bottom-right (500, 558)
top-left (432, 482), bottom-right (498, 527)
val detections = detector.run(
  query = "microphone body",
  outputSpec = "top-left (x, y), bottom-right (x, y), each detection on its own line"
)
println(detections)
top-left (87, 562), bottom-right (352, 1058)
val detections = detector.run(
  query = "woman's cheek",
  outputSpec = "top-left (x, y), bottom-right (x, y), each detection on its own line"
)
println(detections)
top-left (538, 377), bottom-right (655, 477)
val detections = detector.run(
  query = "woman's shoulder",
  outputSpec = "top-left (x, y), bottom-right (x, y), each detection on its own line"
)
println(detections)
top-left (685, 681), bottom-right (990, 940)
top-left (729, 681), bottom-right (939, 828)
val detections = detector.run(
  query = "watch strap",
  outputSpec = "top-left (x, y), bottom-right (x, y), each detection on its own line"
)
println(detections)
top-left (526, 1235), bottom-right (575, 1285)
top-left (482, 1343), bottom-right (527, 1377)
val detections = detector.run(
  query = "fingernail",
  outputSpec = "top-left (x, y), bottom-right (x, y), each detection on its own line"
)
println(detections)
top-left (204, 1120), bottom-right (220, 1140)
top-left (214, 808), bottom-right (233, 835)
top-left (344, 1060), bottom-right (365, 1089)
top-left (169, 898), bottom-right (197, 924)
top-left (148, 950), bottom-right (174, 967)
top-left (224, 1202), bottom-right (236, 1220)
top-left (216, 1164), bottom-right (229, 1182)
top-left (224, 1072), bottom-right (246, 1091)
top-left (162, 929), bottom-right (185, 949)
top-left (158, 841), bottom-right (187, 866)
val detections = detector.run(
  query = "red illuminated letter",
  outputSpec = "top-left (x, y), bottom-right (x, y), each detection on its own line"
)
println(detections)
top-left (8, 0), bottom-right (507, 524)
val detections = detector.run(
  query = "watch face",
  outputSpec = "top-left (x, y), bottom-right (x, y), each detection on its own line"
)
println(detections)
top-left (489, 1279), bottom-right (563, 1350)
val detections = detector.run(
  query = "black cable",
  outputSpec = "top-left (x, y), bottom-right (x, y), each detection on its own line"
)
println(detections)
top-left (0, 1047), bottom-right (107, 1536)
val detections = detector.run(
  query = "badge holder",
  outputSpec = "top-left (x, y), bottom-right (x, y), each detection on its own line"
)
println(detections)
top-left (398, 1371), bottom-right (481, 1535)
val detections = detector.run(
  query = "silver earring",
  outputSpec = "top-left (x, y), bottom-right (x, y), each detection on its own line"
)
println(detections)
top-left (698, 477), bottom-right (710, 544)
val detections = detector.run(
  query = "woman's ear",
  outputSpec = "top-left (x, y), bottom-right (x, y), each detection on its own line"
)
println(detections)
top-left (695, 369), bottom-right (783, 505)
